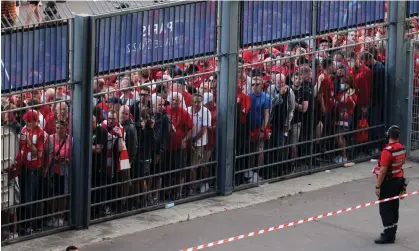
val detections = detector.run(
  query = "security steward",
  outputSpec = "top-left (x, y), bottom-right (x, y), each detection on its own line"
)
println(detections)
top-left (374, 125), bottom-right (406, 244)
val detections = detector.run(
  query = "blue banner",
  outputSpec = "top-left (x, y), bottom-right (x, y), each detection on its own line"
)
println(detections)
top-left (1, 25), bottom-right (68, 92)
top-left (242, 1), bottom-right (311, 45)
top-left (318, 1), bottom-right (385, 32)
top-left (408, 1), bottom-right (419, 16)
top-left (95, 1), bottom-right (216, 73)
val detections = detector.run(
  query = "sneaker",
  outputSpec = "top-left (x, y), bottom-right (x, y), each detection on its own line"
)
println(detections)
top-left (200, 183), bottom-right (210, 193)
top-left (333, 156), bottom-right (347, 164)
top-left (8, 232), bottom-right (18, 239)
top-left (103, 206), bottom-right (112, 216)
top-left (55, 217), bottom-right (64, 227)
top-left (47, 218), bottom-right (56, 227)
top-left (249, 173), bottom-right (262, 184)
top-left (25, 228), bottom-right (34, 235)
top-left (152, 197), bottom-right (159, 205)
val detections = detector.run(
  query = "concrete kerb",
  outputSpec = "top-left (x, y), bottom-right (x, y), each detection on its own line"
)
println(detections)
top-left (4, 161), bottom-right (418, 251)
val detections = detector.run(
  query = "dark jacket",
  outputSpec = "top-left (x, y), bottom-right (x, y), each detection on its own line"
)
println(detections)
top-left (121, 118), bottom-right (138, 164)
top-left (153, 111), bottom-right (170, 155)
top-left (136, 120), bottom-right (155, 161)
top-left (130, 100), bottom-right (151, 123)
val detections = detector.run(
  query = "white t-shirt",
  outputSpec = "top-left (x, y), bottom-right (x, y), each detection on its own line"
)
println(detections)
top-left (187, 106), bottom-right (211, 147)
top-left (38, 113), bottom-right (45, 129)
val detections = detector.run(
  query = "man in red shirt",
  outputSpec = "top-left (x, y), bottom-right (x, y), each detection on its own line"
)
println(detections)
top-left (315, 58), bottom-right (336, 145)
top-left (165, 92), bottom-right (194, 199)
top-left (374, 125), bottom-right (406, 244)
top-left (14, 110), bottom-right (46, 235)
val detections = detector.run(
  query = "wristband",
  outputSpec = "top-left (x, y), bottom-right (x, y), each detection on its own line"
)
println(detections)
top-left (376, 186), bottom-right (381, 189)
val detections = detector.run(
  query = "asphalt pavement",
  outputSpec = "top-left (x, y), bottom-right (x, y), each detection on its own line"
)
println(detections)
top-left (83, 167), bottom-right (419, 251)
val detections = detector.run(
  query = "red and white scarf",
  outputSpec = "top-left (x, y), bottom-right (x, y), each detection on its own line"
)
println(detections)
top-left (101, 121), bottom-right (130, 175)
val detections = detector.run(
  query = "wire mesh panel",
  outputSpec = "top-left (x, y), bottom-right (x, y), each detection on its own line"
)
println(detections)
top-left (406, 1), bottom-right (419, 159)
top-left (89, 0), bottom-right (218, 222)
top-left (234, 0), bottom-right (389, 189)
top-left (1, 1), bottom-right (73, 245)
top-left (408, 42), bottom-right (419, 159)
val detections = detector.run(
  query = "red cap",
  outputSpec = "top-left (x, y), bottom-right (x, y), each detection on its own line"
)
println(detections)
top-left (23, 110), bottom-right (39, 122)
top-left (155, 71), bottom-right (163, 79)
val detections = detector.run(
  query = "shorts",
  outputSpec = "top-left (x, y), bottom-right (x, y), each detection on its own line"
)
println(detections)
top-left (336, 116), bottom-right (353, 134)
top-left (52, 174), bottom-right (67, 196)
top-left (290, 122), bottom-right (302, 145)
top-left (114, 169), bottom-right (130, 182)
top-left (134, 159), bottom-right (152, 177)
top-left (191, 146), bottom-right (212, 167)
top-left (164, 150), bottom-right (186, 171)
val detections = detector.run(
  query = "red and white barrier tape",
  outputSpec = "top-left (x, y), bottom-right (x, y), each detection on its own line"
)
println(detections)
top-left (179, 190), bottom-right (419, 251)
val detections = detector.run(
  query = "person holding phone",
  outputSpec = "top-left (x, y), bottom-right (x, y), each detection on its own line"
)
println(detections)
top-left (102, 110), bottom-right (131, 213)
top-left (45, 120), bottom-right (70, 227)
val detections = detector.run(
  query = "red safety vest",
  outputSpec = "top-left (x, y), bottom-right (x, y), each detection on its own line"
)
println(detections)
top-left (378, 142), bottom-right (406, 179)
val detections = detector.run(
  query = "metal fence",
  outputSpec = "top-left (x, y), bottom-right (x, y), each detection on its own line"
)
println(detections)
top-left (0, 0), bottom-right (416, 245)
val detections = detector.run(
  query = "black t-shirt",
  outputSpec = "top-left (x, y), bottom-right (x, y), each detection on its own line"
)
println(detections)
top-left (292, 85), bottom-right (311, 124)
top-left (92, 126), bottom-right (108, 171)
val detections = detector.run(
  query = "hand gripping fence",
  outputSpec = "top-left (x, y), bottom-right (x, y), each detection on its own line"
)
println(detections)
top-left (179, 190), bottom-right (419, 251)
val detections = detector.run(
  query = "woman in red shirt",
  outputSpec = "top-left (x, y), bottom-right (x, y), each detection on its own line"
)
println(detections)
top-left (334, 77), bottom-right (358, 164)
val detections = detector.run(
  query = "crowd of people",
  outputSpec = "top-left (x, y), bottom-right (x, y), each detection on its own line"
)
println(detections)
top-left (3, 8), bottom-right (419, 241)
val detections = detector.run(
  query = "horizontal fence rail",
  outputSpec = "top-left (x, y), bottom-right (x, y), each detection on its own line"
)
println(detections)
top-left (1, 0), bottom-right (418, 246)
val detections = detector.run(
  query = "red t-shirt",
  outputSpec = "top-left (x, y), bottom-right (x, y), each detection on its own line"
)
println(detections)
top-left (44, 113), bottom-right (56, 135)
top-left (318, 73), bottom-right (335, 113)
top-left (166, 106), bottom-right (194, 151)
top-left (182, 90), bottom-right (193, 107)
top-left (354, 65), bottom-right (373, 106)
top-left (237, 92), bottom-right (251, 125)
top-left (39, 105), bottom-right (51, 118)
top-left (49, 134), bottom-right (71, 174)
top-left (205, 106), bottom-right (217, 150)
top-left (16, 126), bottom-right (45, 169)
top-left (335, 92), bottom-right (358, 116)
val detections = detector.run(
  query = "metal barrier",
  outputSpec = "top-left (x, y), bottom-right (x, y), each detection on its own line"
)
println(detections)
top-left (407, 41), bottom-right (419, 160)
top-left (234, 1), bottom-right (388, 189)
top-left (1, 1), bottom-right (74, 245)
top-left (87, 1), bottom-right (219, 223)
top-left (0, 0), bottom-right (416, 246)
top-left (1, 87), bottom-right (73, 244)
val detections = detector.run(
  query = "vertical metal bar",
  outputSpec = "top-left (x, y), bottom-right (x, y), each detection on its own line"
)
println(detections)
top-left (71, 14), bottom-right (94, 229)
top-left (387, 1), bottom-right (407, 143)
top-left (406, 40), bottom-right (415, 155)
top-left (308, 1), bottom-right (318, 173)
top-left (217, 0), bottom-right (239, 196)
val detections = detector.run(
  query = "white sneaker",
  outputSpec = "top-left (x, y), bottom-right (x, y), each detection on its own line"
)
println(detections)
top-left (9, 232), bottom-right (18, 239)
top-left (250, 173), bottom-right (261, 184)
top-left (53, 217), bottom-right (64, 227)
top-left (47, 218), bottom-right (55, 227)
top-left (200, 183), bottom-right (209, 193)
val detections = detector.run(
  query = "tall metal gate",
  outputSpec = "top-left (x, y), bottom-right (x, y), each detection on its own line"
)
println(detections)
top-left (2, 0), bottom-right (418, 246)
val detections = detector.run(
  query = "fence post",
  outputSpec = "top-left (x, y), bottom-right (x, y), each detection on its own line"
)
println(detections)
top-left (309, 1), bottom-right (318, 172)
top-left (387, 1), bottom-right (407, 144)
top-left (71, 14), bottom-right (94, 229)
top-left (217, 1), bottom-right (239, 196)
top-left (405, 40), bottom-right (415, 156)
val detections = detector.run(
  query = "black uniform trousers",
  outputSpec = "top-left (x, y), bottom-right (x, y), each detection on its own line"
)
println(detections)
top-left (379, 177), bottom-right (404, 237)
